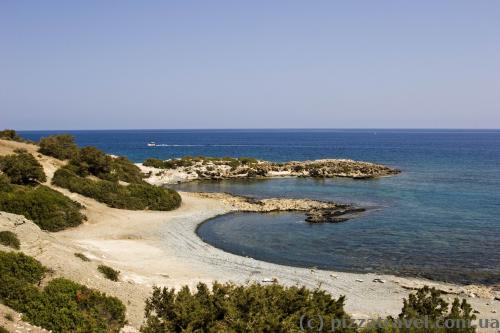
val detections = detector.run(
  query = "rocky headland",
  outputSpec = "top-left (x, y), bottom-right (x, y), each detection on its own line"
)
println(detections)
top-left (191, 192), bottom-right (365, 223)
top-left (139, 156), bottom-right (400, 185)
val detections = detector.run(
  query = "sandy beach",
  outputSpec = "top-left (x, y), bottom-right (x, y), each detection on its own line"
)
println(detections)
top-left (1, 139), bottom-right (499, 332)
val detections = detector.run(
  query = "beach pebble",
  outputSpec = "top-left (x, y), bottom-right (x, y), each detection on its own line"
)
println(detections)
top-left (355, 279), bottom-right (364, 283)
top-left (262, 278), bottom-right (278, 283)
top-left (330, 274), bottom-right (338, 279)
top-left (372, 278), bottom-right (386, 283)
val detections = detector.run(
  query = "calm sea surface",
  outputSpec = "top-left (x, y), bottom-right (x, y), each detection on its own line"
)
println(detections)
top-left (21, 129), bottom-right (500, 284)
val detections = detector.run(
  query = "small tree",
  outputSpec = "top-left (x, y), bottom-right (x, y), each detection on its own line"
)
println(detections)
top-left (39, 134), bottom-right (78, 160)
top-left (141, 282), bottom-right (356, 333)
top-left (0, 231), bottom-right (20, 249)
top-left (70, 146), bottom-right (112, 178)
top-left (0, 152), bottom-right (46, 185)
top-left (0, 129), bottom-right (22, 141)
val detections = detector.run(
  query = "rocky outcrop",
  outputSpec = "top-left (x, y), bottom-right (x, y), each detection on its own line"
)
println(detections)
top-left (140, 158), bottom-right (400, 185)
top-left (305, 207), bottom-right (366, 223)
top-left (191, 192), bottom-right (364, 223)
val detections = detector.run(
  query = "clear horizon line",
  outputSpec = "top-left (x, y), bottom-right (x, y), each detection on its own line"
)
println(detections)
top-left (15, 127), bottom-right (500, 132)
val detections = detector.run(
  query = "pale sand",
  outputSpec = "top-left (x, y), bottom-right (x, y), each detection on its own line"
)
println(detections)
top-left (1, 139), bottom-right (499, 331)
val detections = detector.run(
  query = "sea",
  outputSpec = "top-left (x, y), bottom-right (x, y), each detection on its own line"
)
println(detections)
top-left (20, 129), bottom-right (500, 285)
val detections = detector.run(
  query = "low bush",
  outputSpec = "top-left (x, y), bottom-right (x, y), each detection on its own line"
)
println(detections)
top-left (110, 156), bottom-right (144, 183)
top-left (0, 184), bottom-right (86, 231)
top-left (74, 252), bottom-right (91, 261)
top-left (53, 167), bottom-right (181, 211)
top-left (0, 326), bottom-right (8, 333)
top-left (38, 134), bottom-right (78, 160)
top-left (0, 251), bottom-right (46, 284)
top-left (25, 278), bottom-right (126, 333)
top-left (0, 230), bottom-right (20, 249)
top-left (69, 146), bottom-right (143, 183)
top-left (0, 251), bottom-right (126, 333)
top-left (143, 158), bottom-right (167, 168)
top-left (0, 152), bottom-right (46, 185)
top-left (0, 174), bottom-right (12, 192)
top-left (360, 286), bottom-right (476, 333)
top-left (0, 129), bottom-right (23, 142)
top-left (98, 265), bottom-right (120, 282)
top-left (142, 284), bottom-right (477, 333)
top-left (141, 282), bottom-right (355, 333)
top-left (38, 133), bottom-right (144, 183)
top-left (143, 156), bottom-right (258, 170)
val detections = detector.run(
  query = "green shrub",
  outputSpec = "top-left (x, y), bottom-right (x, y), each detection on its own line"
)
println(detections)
top-left (0, 251), bottom-right (46, 284)
top-left (143, 156), bottom-right (259, 170)
top-left (0, 174), bottom-right (12, 192)
top-left (111, 156), bottom-right (144, 183)
top-left (141, 282), bottom-right (355, 333)
top-left (74, 252), bottom-right (91, 262)
top-left (68, 147), bottom-right (143, 183)
top-left (53, 167), bottom-right (181, 211)
top-left (38, 133), bottom-right (143, 183)
top-left (24, 278), bottom-right (126, 333)
top-left (0, 231), bottom-right (20, 249)
top-left (98, 265), bottom-right (120, 282)
top-left (70, 146), bottom-right (112, 178)
top-left (4, 313), bottom-right (14, 321)
top-left (361, 286), bottom-right (476, 333)
top-left (143, 158), bottom-right (167, 168)
top-left (141, 283), bottom-right (478, 333)
top-left (0, 251), bottom-right (126, 333)
top-left (0, 326), bottom-right (8, 333)
top-left (0, 185), bottom-right (86, 231)
top-left (38, 134), bottom-right (78, 160)
top-left (0, 129), bottom-right (23, 141)
top-left (0, 152), bottom-right (46, 185)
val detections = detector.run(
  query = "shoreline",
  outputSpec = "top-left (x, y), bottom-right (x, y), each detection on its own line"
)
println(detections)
top-left (137, 157), bottom-right (400, 185)
top-left (3, 191), bottom-right (498, 330)
top-left (1, 139), bottom-right (499, 331)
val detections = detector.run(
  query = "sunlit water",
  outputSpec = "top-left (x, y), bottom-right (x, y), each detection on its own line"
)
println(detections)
top-left (22, 129), bottom-right (500, 284)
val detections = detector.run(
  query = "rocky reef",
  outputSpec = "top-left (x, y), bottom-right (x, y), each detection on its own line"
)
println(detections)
top-left (305, 207), bottom-right (366, 223)
top-left (140, 157), bottom-right (400, 185)
top-left (192, 192), bottom-right (365, 223)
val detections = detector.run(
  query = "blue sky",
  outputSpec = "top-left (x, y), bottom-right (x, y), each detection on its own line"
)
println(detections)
top-left (1, 1), bottom-right (499, 129)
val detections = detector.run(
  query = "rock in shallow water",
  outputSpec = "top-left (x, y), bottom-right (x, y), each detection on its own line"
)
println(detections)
top-left (305, 207), bottom-right (366, 223)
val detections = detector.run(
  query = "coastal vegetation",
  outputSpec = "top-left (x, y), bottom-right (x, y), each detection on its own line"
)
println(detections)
top-left (141, 282), bottom-right (355, 333)
top-left (53, 166), bottom-right (181, 210)
top-left (69, 146), bottom-right (144, 183)
top-left (361, 286), bottom-right (476, 333)
top-left (33, 133), bottom-right (182, 210)
top-left (144, 156), bottom-right (259, 169)
top-left (142, 156), bottom-right (400, 183)
top-left (0, 250), bottom-right (126, 333)
top-left (141, 283), bottom-right (476, 333)
top-left (98, 264), bottom-right (120, 281)
top-left (0, 151), bottom-right (46, 185)
top-left (38, 133), bottom-right (79, 160)
top-left (0, 180), bottom-right (85, 232)
top-left (0, 230), bottom-right (20, 249)
top-left (0, 129), bottom-right (24, 142)
top-left (74, 252), bottom-right (91, 262)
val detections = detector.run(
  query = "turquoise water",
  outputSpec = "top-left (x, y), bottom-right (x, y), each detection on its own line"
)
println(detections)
top-left (21, 129), bottom-right (500, 284)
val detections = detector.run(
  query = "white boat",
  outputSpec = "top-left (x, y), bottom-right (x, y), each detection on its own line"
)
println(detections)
top-left (147, 142), bottom-right (156, 147)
